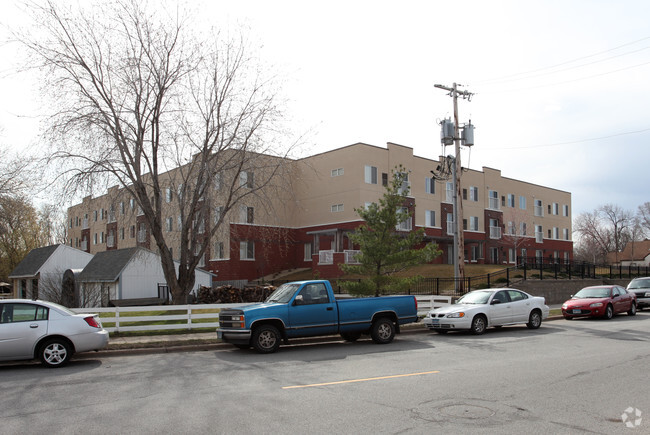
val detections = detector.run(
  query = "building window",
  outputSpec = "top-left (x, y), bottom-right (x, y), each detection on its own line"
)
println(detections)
top-left (130, 225), bottom-right (135, 238)
top-left (521, 248), bottom-right (527, 260)
top-left (488, 190), bottom-right (499, 210)
top-left (120, 202), bottom-right (125, 215)
top-left (563, 204), bottom-right (569, 217)
top-left (381, 172), bottom-right (388, 186)
top-left (331, 204), bottom-right (344, 212)
top-left (214, 206), bottom-right (224, 224)
top-left (240, 205), bottom-right (254, 223)
top-left (519, 196), bottom-right (526, 210)
top-left (425, 177), bottom-right (435, 194)
top-left (425, 210), bottom-right (436, 227)
top-left (331, 168), bottom-right (344, 177)
top-left (165, 188), bottom-right (172, 203)
top-left (469, 186), bottom-right (478, 202)
top-left (553, 227), bottom-right (559, 239)
top-left (563, 228), bottom-right (570, 240)
top-left (553, 203), bottom-right (559, 215)
top-left (507, 194), bottom-right (515, 208)
top-left (130, 198), bottom-right (135, 210)
top-left (446, 182), bottom-right (453, 202)
top-left (166, 217), bottom-right (173, 232)
top-left (214, 172), bottom-right (223, 190)
top-left (489, 218), bottom-right (501, 239)
top-left (520, 222), bottom-right (527, 236)
top-left (535, 225), bottom-right (543, 243)
top-left (100, 232), bottom-right (104, 243)
top-left (364, 165), bottom-right (378, 184)
top-left (509, 248), bottom-right (515, 263)
top-left (214, 242), bottom-right (225, 259)
top-left (534, 199), bottom-right (543, 217)
top-left (446, 213), bottom-right (454, 236)
top-left (120, 227), bottom-right (125, 240)
top-left (196, 219), bottom-right (205, 234)
top-left (304, 243), bottom-right (312, 261)
top-left (470, 216), bottom-right (479, 231)
top-left (93, 233), bottom-right (98, 245)
top-left (239, 171), bottom-right (254, 188)
top-left (240, 241), bottom-right (254, 260)
top-left (177, 216), bottom-right (182, 231)
top-left (94, 210), bottom-right (98, 221)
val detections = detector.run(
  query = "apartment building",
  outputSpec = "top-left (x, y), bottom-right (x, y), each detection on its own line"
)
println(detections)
top-left (67, 142), bottom-right (573, 282)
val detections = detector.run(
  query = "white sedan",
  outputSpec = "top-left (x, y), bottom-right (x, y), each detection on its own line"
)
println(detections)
top-left (423, 288), bottom-right (549, 335)
top-left (0, 299), bottom-right (109, 367)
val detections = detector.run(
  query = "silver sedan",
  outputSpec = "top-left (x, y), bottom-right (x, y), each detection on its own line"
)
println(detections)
top-left (0, 299), bottom-right (109, 367)
top-left (423, 288), bottom-right (549, 335)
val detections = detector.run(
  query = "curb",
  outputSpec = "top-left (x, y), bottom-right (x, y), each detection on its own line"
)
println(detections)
top-left (77, 315), bottom-right (564, 358)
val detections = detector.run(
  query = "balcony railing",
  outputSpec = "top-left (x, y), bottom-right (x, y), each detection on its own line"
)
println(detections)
top-left (107, 235), bottom-right (115, 248)
top-left (82, 218), bottom-right (89, 229)
top-left (81, 240), bottom-right (88, 251)
top-left (318, 250), bottom-right (334, 265)
top-left (489, 226), bottom-right (501, 239)
top-left (137, 231), bottom-right (147, 243)
top-left (344, 250), bottom-right (361, 264)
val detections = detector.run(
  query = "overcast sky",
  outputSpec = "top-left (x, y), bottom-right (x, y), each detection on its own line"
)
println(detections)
top-left (2, 0), bottom-right (650, 219)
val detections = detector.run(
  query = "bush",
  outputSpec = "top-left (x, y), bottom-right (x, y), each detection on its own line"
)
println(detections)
top-left (197, 285), bottom-right (276, 304)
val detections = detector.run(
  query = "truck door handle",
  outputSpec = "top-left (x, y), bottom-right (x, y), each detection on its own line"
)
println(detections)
top-left (327, 307), bottom-right (334, 311)
top-left (30, 324), bottom-right (39, 329)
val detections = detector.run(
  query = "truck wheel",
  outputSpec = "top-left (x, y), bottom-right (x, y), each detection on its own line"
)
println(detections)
top-left (252, 325), bottom-right (281, 353)
top-left (370, 317), bottom-right (395, 344)
top-left (340, 332), bottom-right (361, 342)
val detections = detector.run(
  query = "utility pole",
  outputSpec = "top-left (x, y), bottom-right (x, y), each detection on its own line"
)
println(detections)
top-left (434, 83), bottom-right (473, 291)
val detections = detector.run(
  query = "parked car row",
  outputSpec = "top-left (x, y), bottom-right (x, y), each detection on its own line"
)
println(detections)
top-left (2, 278), bottom-right (649, 366)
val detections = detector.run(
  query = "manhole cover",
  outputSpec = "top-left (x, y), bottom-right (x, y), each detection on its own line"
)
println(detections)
top-left (439, 404), bottom-right (495, 419)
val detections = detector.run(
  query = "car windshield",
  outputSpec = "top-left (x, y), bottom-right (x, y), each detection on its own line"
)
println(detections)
top-left (574, 287), bottom-right (611, 298)
top-left (457, 291), bottom-right (492, 305)
top-left (628, 278), bottom-right (650, 289)
top-left (265, 283), bottom-right (301, 304)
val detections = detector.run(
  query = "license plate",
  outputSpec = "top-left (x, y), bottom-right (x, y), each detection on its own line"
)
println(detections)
top-left (572, 309), bottom-right (581, 314)
top-left (432, 319), bottom-right (439, 324)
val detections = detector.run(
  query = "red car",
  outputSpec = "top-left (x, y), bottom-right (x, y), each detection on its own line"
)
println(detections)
top-left (562, 285), bottom-right (637, 320)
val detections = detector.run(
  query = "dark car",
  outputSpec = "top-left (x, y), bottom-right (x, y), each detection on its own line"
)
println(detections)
top-left (626, 277), bottom-right (650, 310)
top-left (561, 285), bottom-right (636, 320)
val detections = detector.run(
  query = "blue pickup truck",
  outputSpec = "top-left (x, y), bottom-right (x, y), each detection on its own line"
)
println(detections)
top-left (217, 280), bottom-right (419, 353)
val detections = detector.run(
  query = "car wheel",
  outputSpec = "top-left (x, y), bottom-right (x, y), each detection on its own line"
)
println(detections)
top-left (471, 315), bottom-right (487, 335)
top-left (251, 325), bottom-right (281, 353)
top-left (526, 310), bottom-right (542, 329)
top-left (604, 304), bottom-right (614, 320)
top-left (370, 317), bottom-right (396, 344)
top-left (628, 303), bottom-right (637, 316)
top-left (341, 332), bottom-right (362, 342)
top-left (39, 338), bottom-right (72, 368)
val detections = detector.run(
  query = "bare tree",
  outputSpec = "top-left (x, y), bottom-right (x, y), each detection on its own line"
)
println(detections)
top-left (19, 1), bottom-right (294, 303)
top-left (638, 202), bottom-right (650, 238)
top-left (500, 207), bottom-right (530, 266)
top-left (574, 204), bottom-right (633, 264)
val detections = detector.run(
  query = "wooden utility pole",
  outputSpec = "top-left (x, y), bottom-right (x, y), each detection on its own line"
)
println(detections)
top-left (434, 83), bottom-right (473, 291)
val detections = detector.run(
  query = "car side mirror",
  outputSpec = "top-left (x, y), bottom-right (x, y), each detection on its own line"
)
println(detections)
top-left (491, 299), bottom-right (501, 305)
top-left (293, 295), bottom-right (304, 306)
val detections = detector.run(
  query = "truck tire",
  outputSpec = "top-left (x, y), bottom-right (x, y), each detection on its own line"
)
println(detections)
top-left (340, 332), bottom-right (361, 342)
top-left (252, 325), bottom-right (281, 353)
top-left (370, 317), bottom-right (395, 344)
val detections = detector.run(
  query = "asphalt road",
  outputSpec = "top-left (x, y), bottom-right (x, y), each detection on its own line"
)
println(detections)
top-left (1, 313), bottom-right (649, 434)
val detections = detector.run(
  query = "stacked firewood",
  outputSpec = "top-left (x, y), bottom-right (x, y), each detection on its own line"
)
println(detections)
top-left (197, 285), bottom-right (276, 304)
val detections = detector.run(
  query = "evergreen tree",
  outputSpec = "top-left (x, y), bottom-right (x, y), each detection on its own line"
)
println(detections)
top-left (340, 166), bottom-right (441, 296)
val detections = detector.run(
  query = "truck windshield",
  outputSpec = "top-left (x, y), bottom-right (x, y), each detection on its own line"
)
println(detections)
top-left (265, 283), bottom-right (301, 304)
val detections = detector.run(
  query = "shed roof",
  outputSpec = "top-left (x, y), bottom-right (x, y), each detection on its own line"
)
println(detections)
top-left (9, 244), bottom-right (60, 278)
top-left (78, 247), bottom-right (140, 282)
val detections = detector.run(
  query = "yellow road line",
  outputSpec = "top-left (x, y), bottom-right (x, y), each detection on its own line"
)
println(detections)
top-left (282, 370), bottom-right (440, 389)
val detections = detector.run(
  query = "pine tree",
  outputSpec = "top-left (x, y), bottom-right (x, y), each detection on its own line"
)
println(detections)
top-left (340, 166), bottom-right (441, 296)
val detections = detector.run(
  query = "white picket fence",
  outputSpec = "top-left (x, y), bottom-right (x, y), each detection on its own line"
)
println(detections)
top-left (73, 295), bottom-right (452, 333)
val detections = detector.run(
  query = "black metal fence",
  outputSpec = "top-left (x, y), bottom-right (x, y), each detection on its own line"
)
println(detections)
top-left (255, 260), bottom-right (650, 297)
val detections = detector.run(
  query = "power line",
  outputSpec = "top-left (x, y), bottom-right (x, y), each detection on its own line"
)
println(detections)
top-left (491, 127), bottom-right (650, 150)
top-left (475, 36), bottom-right (650, 85)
